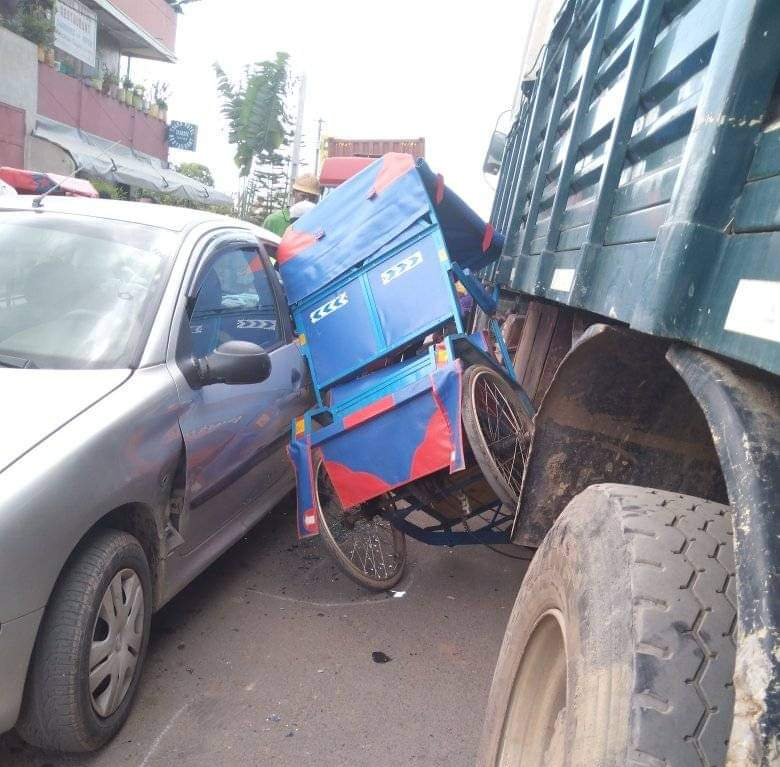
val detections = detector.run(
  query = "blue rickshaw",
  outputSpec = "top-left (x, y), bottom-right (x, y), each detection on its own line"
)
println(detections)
top-left (279, 154), bottom-right (533, 589)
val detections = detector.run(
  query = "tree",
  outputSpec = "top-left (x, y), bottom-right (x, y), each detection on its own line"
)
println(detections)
top-left (175, 162), bottom-right (214, 187)
top-left (214, 52), bottom-right (292, 219)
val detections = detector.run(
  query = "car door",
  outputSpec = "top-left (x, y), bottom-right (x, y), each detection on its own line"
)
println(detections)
top-left (173, 234), bottom-right (308, 554)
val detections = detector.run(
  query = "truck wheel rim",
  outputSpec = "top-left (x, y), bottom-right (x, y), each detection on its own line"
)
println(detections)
top-left (89, 568), bottom-right (145, 718)
top-left (497, 610), bottom-right (567, 767)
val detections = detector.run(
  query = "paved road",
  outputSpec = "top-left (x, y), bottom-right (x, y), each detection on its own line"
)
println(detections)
top-left (1, 496), bottom-right (526, 767)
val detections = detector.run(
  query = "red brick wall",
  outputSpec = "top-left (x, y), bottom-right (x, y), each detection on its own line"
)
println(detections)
top-left (0, 102), bottom-right (25, 167)
top-left (38, 64), bottom-right (168, 161)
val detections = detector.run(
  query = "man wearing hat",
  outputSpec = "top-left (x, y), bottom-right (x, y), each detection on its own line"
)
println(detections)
top-left (262, 174), bottom-right (320, 237)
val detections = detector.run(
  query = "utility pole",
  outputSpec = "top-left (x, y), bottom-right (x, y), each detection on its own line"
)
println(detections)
top-left (289, 74), bottom-right (306, 200)
top-left (314, 118), bottom-right (324, 175)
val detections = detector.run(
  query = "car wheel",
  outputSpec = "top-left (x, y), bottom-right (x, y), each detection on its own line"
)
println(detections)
top-left (17, 529), bottom-right (153, 753)
top-left (479, 484), bottom-right (736, 767)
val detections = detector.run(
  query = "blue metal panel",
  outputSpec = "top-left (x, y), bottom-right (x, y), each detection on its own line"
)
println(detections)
top-left (366, 232), bottom-right (454, 349)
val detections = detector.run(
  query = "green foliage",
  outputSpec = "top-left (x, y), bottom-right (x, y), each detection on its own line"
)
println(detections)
top-left (213, 52), bottom-right (292, 178)
top-left (87, 178), bottom-right (126, 200)
top-left (6, 0), bottom-right (53, 47)
top-left (175, 162), bottom-right (214, 187)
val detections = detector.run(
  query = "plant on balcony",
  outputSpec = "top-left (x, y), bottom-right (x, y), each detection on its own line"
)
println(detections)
top-left (102, 68), bottom-right (118, 98)
top-left (8, 0), bottom-right (54, 61)
top-left (121, 76), bottom-right (133, 105)
top-left (133, 84), bottom-right (145, 111)
top-left (151, 81), bottom-right (170, 122)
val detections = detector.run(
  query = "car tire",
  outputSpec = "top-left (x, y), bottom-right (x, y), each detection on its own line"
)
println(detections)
top-left (17, 529), bottom-right (153, 753)
top-left (478, 484), bottom-right (736, 767)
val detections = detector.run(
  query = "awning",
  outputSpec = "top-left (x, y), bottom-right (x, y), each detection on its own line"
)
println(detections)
top-left (33, 116), bottom-right (232, 207)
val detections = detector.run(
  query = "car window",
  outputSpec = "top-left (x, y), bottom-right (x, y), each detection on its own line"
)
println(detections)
top-left (0, 213), bottom-right (175, 369)
top-left (188, 246), bottom-right (282, 358)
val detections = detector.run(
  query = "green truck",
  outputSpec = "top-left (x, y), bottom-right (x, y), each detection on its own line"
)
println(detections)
top-left (479, 0), bottom-right (779, 764)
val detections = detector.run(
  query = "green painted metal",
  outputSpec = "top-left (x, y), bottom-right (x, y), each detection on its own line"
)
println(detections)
top-left (492, 0), bottom-right (780, 376)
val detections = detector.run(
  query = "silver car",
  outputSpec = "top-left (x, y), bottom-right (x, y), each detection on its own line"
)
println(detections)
top-left (0, 197), bottom-right (311, 752)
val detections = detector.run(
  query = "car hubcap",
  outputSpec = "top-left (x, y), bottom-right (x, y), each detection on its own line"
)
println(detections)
top-left (89, 568), bottom-right (145, 718)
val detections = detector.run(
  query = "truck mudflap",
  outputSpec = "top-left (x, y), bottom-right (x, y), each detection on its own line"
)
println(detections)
top-left (668, 346), bottom-right (780, 766)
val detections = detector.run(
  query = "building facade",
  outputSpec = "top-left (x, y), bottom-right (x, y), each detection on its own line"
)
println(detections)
top-left (0, 0), bottom-right (228, 204)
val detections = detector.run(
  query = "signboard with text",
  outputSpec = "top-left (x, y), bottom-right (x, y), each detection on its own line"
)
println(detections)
top-left (167, 121), bottom-right (199, 152)
top-left (54, 0), bottom-right (97, 68)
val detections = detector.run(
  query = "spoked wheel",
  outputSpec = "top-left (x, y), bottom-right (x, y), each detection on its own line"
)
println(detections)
top-left (462, 365), bottom-right (532, 506)
top-left (314, 457), bottom-right (407, 591)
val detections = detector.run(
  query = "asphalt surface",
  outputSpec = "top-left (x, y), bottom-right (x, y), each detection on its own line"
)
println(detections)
top-left (1, 495), bottom-right (527, 767)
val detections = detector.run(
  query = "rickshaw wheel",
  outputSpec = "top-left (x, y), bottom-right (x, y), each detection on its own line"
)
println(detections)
top-left (462, 365), bottom-right (532, 507)
top-left (314, 457), bottom-right (407, 591)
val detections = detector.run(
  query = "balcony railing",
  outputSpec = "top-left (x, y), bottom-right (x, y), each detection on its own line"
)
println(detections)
top-left (37, 63), bottom-right (168, 161)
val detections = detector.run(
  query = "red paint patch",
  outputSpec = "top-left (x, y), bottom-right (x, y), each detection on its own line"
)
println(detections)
top-left (323, 460), bottom-right (393, 509)
top-left (409, 406), bottom-right (453, 479)
top-left (482, 223), bottom-right (495, 253)
top-left (278, 228), bottom-right (317, 265)
top-left (343, 394), bottom-right (396, 430)
top-left (435, 173), bottom-right (445, 204)
top-left (369, 153), bottom-right (415, 198)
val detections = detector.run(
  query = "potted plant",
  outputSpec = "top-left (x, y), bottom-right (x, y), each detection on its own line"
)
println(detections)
top-left (14, 5), bottom-right (54, 63)
top-left (102, 68), bottom-right (118, 97)
top-left (133, 84), bottom-right (144, 110)
top-left (152, 81), bottom-right (170, 122)
top-left (122, 76), bottom-right (133, 105)
top-left (156, 97), bottom-right (168, 122)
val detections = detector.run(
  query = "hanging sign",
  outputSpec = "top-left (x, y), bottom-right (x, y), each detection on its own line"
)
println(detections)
top-left (167, 121), bottom-right (199, 151)
top-left (54, 0), bottom-right (97, 68)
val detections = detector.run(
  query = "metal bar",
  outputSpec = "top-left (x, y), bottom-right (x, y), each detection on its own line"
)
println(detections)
top-left (542, 0), bottom-right (611, 255)
top-left (518, 38), bottom-right (577, 257)
top-left (573, 0), bottom-right (666, 293)
top-left (501, 43), bottom-right (557, 261)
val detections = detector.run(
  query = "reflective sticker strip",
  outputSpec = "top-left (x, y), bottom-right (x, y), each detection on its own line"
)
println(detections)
top-left (297, 333), bottom-right (307, 346)
top-left (438, 249), bottom-right (448, 263)
top-left (235, 319), bottom-right (277, 330)
top-left (550, 268), bottom-right (575, 293)
top-left (380, 251), bottom-right (423, 286)
top-left (309, 291), bottom-right (349, 324)
top-left (725, 279), bottom-right (780, 343)
top-left (295, 417), bottom-right (306, 436)
top-left (436, 345), bottom-right (449, 366)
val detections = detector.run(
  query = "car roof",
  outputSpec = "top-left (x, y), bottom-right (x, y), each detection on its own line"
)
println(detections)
top-left (0, 195), bottom-right (280, 243)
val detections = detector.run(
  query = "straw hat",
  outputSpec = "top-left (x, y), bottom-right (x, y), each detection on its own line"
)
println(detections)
top-left (292, 174), bottom-right (320, 197)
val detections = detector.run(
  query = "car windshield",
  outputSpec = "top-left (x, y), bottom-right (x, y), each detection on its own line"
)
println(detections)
top-left (0, 213), bottom-right (176, 369)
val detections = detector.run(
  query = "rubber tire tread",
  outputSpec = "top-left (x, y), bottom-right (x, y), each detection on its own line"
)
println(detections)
top-left (478, 484), bottom-right (736, 767)
top-left (16, 529), bottom-right (152, 753)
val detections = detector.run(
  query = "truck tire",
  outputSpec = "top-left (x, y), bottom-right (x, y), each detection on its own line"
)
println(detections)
top-left (478, 484), bottom-right (736, 767)
top-left (17, 529), bottom-right (152, 752)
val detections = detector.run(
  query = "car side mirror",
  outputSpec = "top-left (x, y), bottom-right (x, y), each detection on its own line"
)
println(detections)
top-left (483, 129), bottom-right (507, 175)
top-left (196, 341), bottom-right (272, 386)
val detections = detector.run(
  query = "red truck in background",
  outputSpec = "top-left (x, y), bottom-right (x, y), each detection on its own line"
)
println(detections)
top-left (319, 137), bottom-right (425, 192)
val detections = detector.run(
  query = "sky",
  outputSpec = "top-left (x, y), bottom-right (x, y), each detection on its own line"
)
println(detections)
top-left (132, 0), bottom-right (535, 218)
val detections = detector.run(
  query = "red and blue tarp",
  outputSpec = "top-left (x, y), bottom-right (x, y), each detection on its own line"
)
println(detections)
top-left (290, 359), bottom-right (465, 538)
top-left (278, 154), bottom-right (503, 307)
